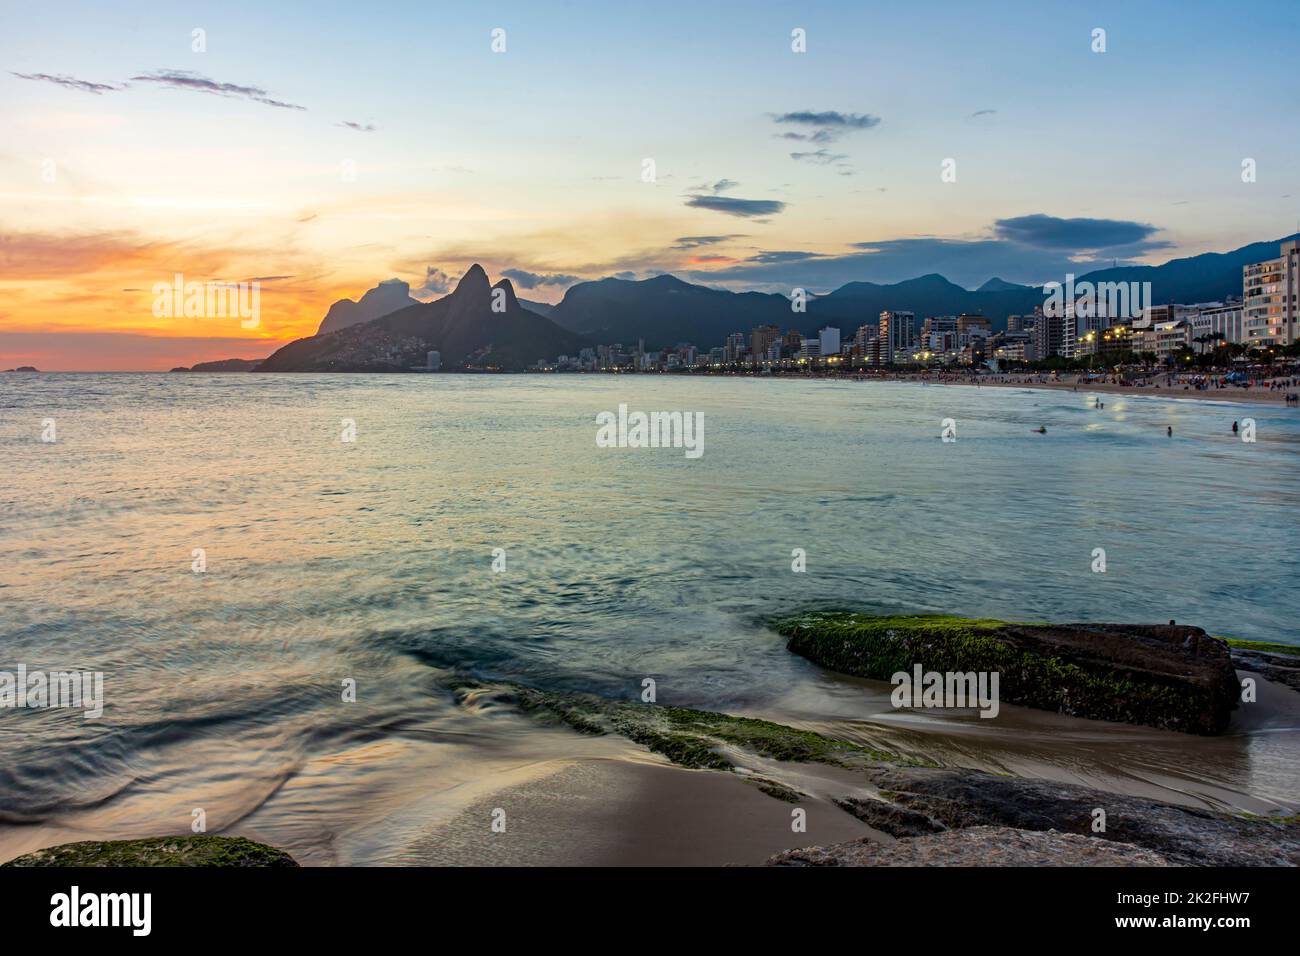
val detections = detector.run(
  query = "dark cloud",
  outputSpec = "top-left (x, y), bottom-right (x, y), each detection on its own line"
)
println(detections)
top-left (339, 121), bottom-right (376, 132)
top-left (501, 268), bottom-right (581, 289)
top-left (711, 178), bottom-right (738, 193)
top-left (11, 72), bottom-right (123, 94)
top-left (686, 214), bottom-right (1170, 289)
top-left (129, 70), bottom-right (306, 110)
top-left (969, 108), bottom-right (997, 119)
top-left (685, 196), bottom-right (787, 218)
top-left (993, 214), bottom-right (1164, 252)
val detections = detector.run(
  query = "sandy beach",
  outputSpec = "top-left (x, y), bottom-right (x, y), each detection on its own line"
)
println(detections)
top-left (972, 377), bottom-right (1298, 406)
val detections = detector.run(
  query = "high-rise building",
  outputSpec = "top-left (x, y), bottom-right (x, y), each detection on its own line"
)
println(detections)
top-left (818, 326), bottom-right (841, 358)
top-left (878, 311), bottom-right (915, 363)
top-left (1243, 239), bottom-right (1299, 346)
top-left (750, 324), bottom-right (780, 363)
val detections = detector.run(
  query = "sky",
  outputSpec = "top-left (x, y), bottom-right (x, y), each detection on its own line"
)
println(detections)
top-left (2, 0), bottom-right (1299, 370)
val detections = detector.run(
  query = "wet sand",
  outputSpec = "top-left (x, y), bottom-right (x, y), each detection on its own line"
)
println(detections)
top-left (398, 757), bottom-right (876, 866)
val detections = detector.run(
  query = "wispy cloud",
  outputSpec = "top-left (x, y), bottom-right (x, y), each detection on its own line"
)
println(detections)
top-left (672, 235), bottom-right (743, 249)
top-left (128, 70), bottom-right (306, 110)
top-left (339, 121), bottom-right (376, 132)
top-left (790, 148), bottom-right (848, 165)
top-left (11, 72), bottom-right (124, 94)
top-left (773, 110), bottom-right (881, 143)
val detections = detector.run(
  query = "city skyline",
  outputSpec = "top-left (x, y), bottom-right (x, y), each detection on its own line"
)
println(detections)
top-left (3, 0), bottom-right (1299, 370)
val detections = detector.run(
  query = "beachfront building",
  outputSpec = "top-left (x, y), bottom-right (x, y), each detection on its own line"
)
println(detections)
top-left (1139, 319), bottom-right (1192, 362)
top-left (1243, 239), bottom-right (1299, 346)
top-left (1028, 310), bottom-right (1066, 361)
top-left (879, 311), bottom-right (915, 363)
top-left (1188, 301), bottom-right (1245, 347)
top-left (818, 326), bottom-right (841, 359)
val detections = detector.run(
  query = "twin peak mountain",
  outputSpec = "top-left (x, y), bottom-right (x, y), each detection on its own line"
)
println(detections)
top-left (260, 265), bottom-right (584, 372)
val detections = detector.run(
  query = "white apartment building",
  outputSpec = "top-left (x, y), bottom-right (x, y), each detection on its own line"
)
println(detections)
top-left (1243, 239), bottom-right (1299, 346)
top-left (878, 311), bottom-right (915, 363)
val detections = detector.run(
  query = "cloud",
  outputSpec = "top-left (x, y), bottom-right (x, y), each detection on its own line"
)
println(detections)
top-left (773, 110), bottom-right (881, 143)
top-left (684, 214), bottom-right (1172, 290)
top-left (744, 250), bottom-right (821, 264)
top-left (416, 266), bottom-right (456, 295)
top-left (339, 121), bottom-right (376, 132)
top-left (11, 72), bottom-right (124, 94)
top-left (992, 214), bottom-right (1165, 253)
top-left (128, 70), bottom-right (306, 110)
top-left (672, 235), bottom-right (743, 249)
top-left (711, 178), bottom-right (738, 193)
top-left (969, 108), bottom-right (998, 120)
top-left (790, 148), bottom-right (849, 165)
top-left (684, 196), bottom-right (787, 218)
top-left (501, 268), bottom-right (581, 289)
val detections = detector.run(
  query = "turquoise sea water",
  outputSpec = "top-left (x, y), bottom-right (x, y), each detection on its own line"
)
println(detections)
top-left (1, 373), bottom-right (1296, 860)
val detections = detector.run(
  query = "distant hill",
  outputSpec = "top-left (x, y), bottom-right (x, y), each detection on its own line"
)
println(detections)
top-left (259, 265), bottom-right (587, 372)
top-left (178, 358), bottom-right (264, 372)
top-left (317, 279), bottom-right (419, 335)
top-left (549, 274), bottom-right (793, 347)
top-left (519, 298), bottom-right (555, 317)
top-left (547, 234), bottom-right (1299, 347)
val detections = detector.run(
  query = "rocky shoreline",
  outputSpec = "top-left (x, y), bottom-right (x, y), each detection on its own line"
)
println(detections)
top-left (8, 618), bottom-right (1296, 867)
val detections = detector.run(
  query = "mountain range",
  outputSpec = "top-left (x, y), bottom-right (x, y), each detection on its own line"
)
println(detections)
top-left (259, 265), bottom-right (585, 372)
top-left (242, 234), bottom-right (1296, 372)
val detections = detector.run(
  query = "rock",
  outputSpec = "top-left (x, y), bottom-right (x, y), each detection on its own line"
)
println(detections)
top-left (767, 826), bottom-right (1169, 866)
top-left (2, 835), bottom-right (298, 867)
top-left (774, 613), bottom-right (1241, 734)
top-left (1225, 639), bottom-right (1300, 693)
top-left (858, 766), bottom-right (1300, 866)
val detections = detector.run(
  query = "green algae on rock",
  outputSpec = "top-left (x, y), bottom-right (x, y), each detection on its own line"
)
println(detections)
top-left (464, 681), bottom-right (913, 774)
top-left (773, 612), bottom-right (1241, 735)
top-left (2, 835), bottom-right (299, 868)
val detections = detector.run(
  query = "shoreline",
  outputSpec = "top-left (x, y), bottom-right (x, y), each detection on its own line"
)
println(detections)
top-left (941, 376), bottom-right (1296, 407)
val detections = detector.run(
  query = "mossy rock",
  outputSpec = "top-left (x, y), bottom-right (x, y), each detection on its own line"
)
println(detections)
top-left (773, 612), bottom-right (1240, 735)
top-left (463, 681), bottom-right (915, 778)
top-left (2, 835), bottom-right (298, 868)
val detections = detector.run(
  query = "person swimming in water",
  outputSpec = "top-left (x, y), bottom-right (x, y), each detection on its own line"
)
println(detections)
top-left (1167, 425), bottom-right (1173, 436)
top-left (1232, 420), bottom-right (1239, 434)
top-left (1034, 426), bottom-right (1047, 434)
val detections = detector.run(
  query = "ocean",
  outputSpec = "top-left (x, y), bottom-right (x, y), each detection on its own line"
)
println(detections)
top-left (2, 373), bottom-right (1297, 863)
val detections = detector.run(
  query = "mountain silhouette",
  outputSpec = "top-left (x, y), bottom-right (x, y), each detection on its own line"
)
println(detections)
top-left (547, 235), bottom-right (1298, 347)
top-left (260, 265), bottom-right (587, 372)
top-left (317, 278), bottom-right (419, 335)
